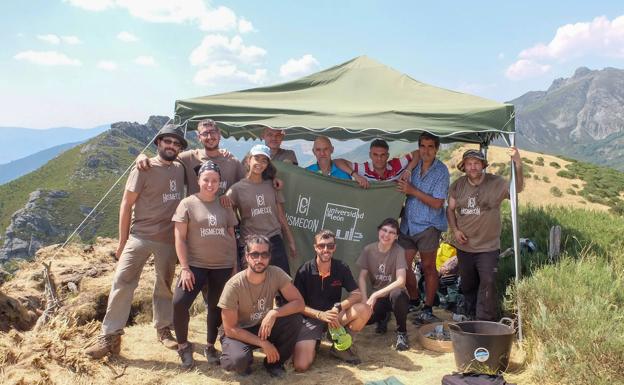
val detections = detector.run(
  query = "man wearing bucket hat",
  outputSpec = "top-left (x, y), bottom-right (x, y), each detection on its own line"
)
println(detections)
top-left (85, 123), bottom-right (187, 358)
top-left (447, 147), bottom-right (524, 321)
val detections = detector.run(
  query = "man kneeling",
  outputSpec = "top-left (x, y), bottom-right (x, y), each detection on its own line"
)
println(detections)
top-left (218, 234), bottom-right (304, 377)
top-left (292, 230), bottom-right (371, 372)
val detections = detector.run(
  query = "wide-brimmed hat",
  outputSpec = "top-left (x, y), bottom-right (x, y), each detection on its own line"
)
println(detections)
top-left (457, 149), bottom-right (488, 172)
top-left (249, 144), bottom-right (272, 159)
top-left (154, 123), bottom-right (188, 150)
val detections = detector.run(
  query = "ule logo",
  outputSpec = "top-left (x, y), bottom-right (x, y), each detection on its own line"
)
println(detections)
top-left (468, 196), bottom-right (477, 209)
top-left (208, 214), bottom-right (217, 226)
top-left (296, 195), bottom-right (311, 216)
top-left (256, 194), bottom-right (265, 207)
top-left (321, 203), bottom-right (364, 242)
top-left (169, 179), bottom-right (177, 192)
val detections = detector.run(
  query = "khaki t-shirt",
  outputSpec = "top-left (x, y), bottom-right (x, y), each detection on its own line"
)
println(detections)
top-left (178, 149), bottom-right (246, 195)
top-left (357, 242), bottom-right (407, 290)
top-left (172, 194), bottom-right (238, 269)
top-left (226, 179), bottom-right (285, 238)
top-left (218, 266), bottom-right (291, 328)
top-left (125, 157), bottom-right (185, 244)
top-left (449, 173), bottom-right (509, 253)
top-left (273, 148), bottom-right (298, 165)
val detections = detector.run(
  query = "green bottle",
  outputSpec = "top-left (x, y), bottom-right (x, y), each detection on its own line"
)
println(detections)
top-left (328, 303), bottom-right (352, 351)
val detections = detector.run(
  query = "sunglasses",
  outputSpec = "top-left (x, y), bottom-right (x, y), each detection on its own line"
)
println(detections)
top-left (315, 243), bottom-right (336, 250)
top-left (247, 251), bottom-right (270, 259)
top-left (161, 138), bottom-right (182, 147)
top-left (199, 130), bottom-right (220, 138)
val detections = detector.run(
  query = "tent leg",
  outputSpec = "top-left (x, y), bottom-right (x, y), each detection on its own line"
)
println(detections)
top-left (509, 133), bottom-right (523, 341)
top-left (479, 143), bottom-right (488, 160)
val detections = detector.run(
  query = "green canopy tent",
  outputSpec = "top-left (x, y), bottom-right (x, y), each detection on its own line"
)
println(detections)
top-left (174, 56), bottom-right (523, 339)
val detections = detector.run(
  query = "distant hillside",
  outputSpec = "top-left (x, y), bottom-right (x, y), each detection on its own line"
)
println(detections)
top-left (510, 66), bottom-right (624, 171)
top-left (0, 124), bottom-right (110, 164)
top-left (0, 141), bottom-right (82, 184)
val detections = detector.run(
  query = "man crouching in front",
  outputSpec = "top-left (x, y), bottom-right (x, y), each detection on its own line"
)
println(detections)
top-left (218, 234), bottom-right (304, 378)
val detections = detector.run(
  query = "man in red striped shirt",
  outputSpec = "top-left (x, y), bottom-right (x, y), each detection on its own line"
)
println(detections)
top-left (334, 139), bottom-right (419, 188)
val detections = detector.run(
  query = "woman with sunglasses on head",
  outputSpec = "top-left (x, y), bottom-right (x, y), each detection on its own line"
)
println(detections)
top-left (226, 144), bottom-right (297, 275)
top-left (357, 218), bottom-right (410, 351)
top-left (171, 161), bottom-right (238, 369)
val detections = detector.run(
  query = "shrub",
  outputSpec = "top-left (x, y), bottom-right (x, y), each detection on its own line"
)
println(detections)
top-left (535, 157), bottom-right (545, 166)
top-left (566, 188), bottom-right (576, 195)
top-left (550, 186), bottom-right (563, 197)
top-left (557, 170), bottom-right (576, 179)
top-left (572, 183), bottom-right (579, 189)
top-left (533, 174), bottom-right (540, 180)
top-left (549, 161), bottom-right (561, 169)
top-left (542, 176), bottom-right (550, 183)
top-left (522, 157), bottom-right (534, 164)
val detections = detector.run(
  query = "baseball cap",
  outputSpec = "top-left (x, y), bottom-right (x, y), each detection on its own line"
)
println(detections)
top-left (249, 144), bottom-right (272, 159)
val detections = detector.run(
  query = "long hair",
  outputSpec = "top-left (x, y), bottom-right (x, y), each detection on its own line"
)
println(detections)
top-left (243, 154), bottom-right (277, 181)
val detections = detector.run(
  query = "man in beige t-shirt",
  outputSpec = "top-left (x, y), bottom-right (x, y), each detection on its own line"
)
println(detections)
top-left (85, 124), bottom-right (187, 359)
top-left (263, 127), bottom-right (298, 165)
top-left (218, 235), bottom-right (304, 377)
top-left (447, 148), bottom-right (524, 321)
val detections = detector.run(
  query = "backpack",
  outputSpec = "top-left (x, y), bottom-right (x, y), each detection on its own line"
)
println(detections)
top-left (441, 373), bottom-right (515, 385)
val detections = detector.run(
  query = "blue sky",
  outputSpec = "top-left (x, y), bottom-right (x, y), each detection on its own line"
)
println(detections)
top-left (1, 0), bottom-right (623, 128)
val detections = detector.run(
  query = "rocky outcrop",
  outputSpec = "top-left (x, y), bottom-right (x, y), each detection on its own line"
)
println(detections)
top-left (0, 189), bottom-right (70, 261)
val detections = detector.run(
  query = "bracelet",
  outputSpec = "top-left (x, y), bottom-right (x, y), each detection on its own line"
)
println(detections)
top-left (316, 310), bottom-right (322, 320)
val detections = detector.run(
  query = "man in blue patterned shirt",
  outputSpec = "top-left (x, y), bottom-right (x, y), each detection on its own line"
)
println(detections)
top-left (396, 132), bottom-right (449, 323)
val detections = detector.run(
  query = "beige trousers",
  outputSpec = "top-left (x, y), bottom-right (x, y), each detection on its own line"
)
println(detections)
top-left (101, 236), bottom-right (177, 335)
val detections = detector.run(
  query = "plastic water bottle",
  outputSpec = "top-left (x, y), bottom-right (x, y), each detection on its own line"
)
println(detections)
top-left (328, 325), bottom-right (352, 351)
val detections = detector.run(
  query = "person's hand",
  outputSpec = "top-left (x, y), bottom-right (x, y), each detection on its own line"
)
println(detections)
top-left (258, 309), bottom-right (278, 340)
top-left (219, 148), bottom-right (234, 159)
top-left (273, 178), bottom-right (284, 190)
top-left (399, 169), bottom-right (412, 182)
top-left (396, 179), bottom-right (416, 195)
top-left (453, 229), bottom-right (468, 245)
top-left (353, 174), bottom-right (369, 189)
top-left (326, 307), bottom-right (341, 329)
top-left (178, 268), bottom-right (195, 291)
top-left (114, 241), bottom-right (126, 259)
top-left (136, 153), bottom-right (151, 171)
top-left (366, 293), bottom-right (378, 308)
top-left (508, 146), bottom-right (521, 165)
top-left (219, 195), bottom-right (233, 208)
top-left (261, 340), bottom-right (280, 363)
top-left (288, 241), bottom-right (297, 259)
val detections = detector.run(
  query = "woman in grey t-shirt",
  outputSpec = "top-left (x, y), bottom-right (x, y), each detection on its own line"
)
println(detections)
top-left (227, 144), bottom-right (296, 275)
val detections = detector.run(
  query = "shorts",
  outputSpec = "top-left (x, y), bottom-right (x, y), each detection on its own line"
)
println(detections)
top-left (296, 317), bottom-right (327, 342)
top-left (398, 226), bottom-right (441, 253)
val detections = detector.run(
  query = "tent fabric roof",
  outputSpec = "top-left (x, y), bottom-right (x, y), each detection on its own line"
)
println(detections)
top-left (174, 56), bottom-right (515, 144)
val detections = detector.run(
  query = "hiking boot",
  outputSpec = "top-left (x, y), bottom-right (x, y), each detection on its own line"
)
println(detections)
top-left (157, 327), bottom-right (178, 350)
top-left (395, 332), bottom-right (409, 351)
top-left (408, 300), bottom-right (422, 313)
top-left (411, 308), bottom-right (440, 325)
top-left (84, 334), bottom-right (122, 359)
top-left (330, 345), bottom-right (361, 365)
top-left (265, 364), bottom-right (286, 378)
top-left (204, 344), bottom-right (220, 365)
top-left (177, 342), bottom-right (194, 370)
top-left (375, 312), bottom-right (391, 334)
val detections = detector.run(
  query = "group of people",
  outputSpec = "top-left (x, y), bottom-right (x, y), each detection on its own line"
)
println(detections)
top-left (84, 119), bottom-right (524, 378)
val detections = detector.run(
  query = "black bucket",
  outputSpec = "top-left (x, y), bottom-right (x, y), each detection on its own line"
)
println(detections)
top-left (449, 318), bottom-right (515, 373)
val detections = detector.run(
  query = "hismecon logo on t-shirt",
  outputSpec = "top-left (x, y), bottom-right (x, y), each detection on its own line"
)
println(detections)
top-left (252, 194), bottom-right (272, 217)
top-left (162, 179), bottom-right (181, 203)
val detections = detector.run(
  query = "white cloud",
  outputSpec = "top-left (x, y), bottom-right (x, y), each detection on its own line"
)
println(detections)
top-left (198, 6), bottom-right (237, 31)
top-left (518, 15), bottom-right (624, 60)
top-left (193, 62), bottom-right (267, 86)
top-left (14, 50), bottom-right (82, 66)
top-left (238, 18), bottom-right (254, 34)
top-left (97, 60), bottom-right (117, 71)
top-left (62, 35), bottom-right (82, 45)
top-left (189, 34), bottom-right (266, 66)
top-left (117, 31), bottom-right (139, 42)
top-left (63, 0), bottom-right (114, 12)
top-left (38, 34), bottom-right (61, 44)
top-left (134, 55), bottom-right (156, 66)
top-left (279, 54), bottom-right (320, 79)
top-left (505, 59), bottom-right (551, 80)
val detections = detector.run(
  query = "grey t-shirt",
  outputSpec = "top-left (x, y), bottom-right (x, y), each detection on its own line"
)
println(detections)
top-left (226, 179), bottom-right (286, 238)
top-left (357, 242), bottom-right (407, 290)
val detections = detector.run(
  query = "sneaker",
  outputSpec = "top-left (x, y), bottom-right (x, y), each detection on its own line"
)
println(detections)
top-left (330, 345), bottom-right (361, 365)
top-left (408, 300), bottom-right (422, 313)
top-left (395, 332), bottom-right (409, 351)
top-left (157, 327), bottom-right (178, 350)
top-left (84, 333), bottom-right (122, 359)
top-left (411, 308), bottom-right (440, 325)
top-left (178, 342), bottom-right (194, 370)
top-left (375, 312), bottom-right (391, 334)
top-left (203, 344), bottom-right (220, 365)
top-left (266, 364), bottom-right (286, 378)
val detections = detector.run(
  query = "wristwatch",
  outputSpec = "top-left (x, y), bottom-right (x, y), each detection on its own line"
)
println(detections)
top-left (333, 302), bottom-right (342, 312)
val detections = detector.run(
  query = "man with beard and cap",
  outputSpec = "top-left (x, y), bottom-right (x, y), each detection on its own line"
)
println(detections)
top-left (136, 119), bottom-right (245, 197)
top-left (262, 127), bottom-right (298, 165)
top-left (447, 147), bottom-right (524, 321)
top-left (85, 124), bottom-right (187, 359)
top-left (218, 235), bottom-right (304, 378)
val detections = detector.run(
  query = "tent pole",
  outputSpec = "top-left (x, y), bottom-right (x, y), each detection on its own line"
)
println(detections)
top-left (480, 142), bottom-right (488, 160)
top-left (508, 133), bottom-right (523, 341)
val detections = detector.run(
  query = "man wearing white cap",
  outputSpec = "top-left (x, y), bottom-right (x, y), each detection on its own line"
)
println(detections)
top-left (447, 147), bottom-right (524, 321)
